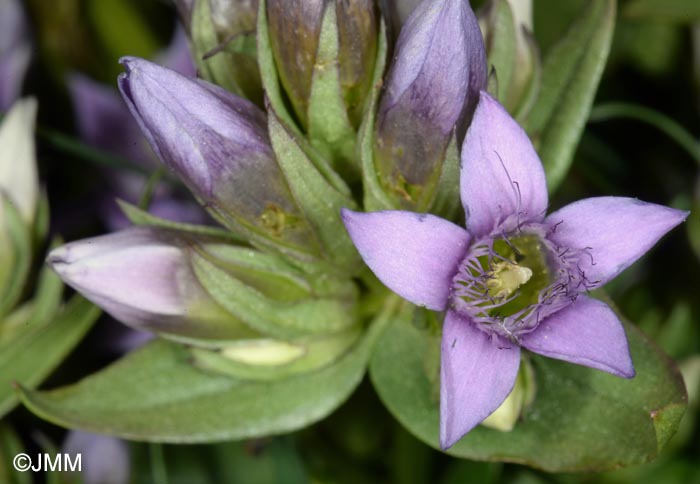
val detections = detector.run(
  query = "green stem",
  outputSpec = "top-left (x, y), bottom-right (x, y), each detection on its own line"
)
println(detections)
top-left (36, 126), bottom-right (149, 174)
top-left (149, 443), bottom-right (169, 484)
top-left (589, 102), bottom-right (700, 166)
top-left (138, 168), bottom-right (166, 210)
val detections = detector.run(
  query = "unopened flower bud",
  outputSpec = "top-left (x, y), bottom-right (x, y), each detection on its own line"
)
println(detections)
top-left (118, 57), bottom-right (320, 257)
top-left (374, 0), bottom-right (487, 209)
top-left (47, 227), bottom-right (258, 344)
top-left (478, 0), bottom-right (538, 116)
top-left (0, 97), bottom-right (38, 225)
top-left (190, 0), bottom-right (262, 102)
top-left (267, 0), bottom-right (377, 128)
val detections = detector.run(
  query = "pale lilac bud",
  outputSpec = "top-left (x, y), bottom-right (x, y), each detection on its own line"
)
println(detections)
top-left (374, 0), bottom-right (487, 208)
top-left (47, 227), bottom-right (255, 342)
top-left (118, 57), bottom-right (317, 251)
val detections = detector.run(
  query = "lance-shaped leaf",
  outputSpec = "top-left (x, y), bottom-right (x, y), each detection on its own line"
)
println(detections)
top-left (118, 57), bottom-right (323, 262)
top-left (369, 298), bottom-right (687, 471)
top-left (374, 0), bottom-right (487, 210)
top-left (0, 296), bottom-right (99, 418)
top-left (47, 227), bottom-right (261, 347)
top-left (191, 0), bottom-right (262, 103)
top-left (16, 296), bottom-right (402, 442)
top-left (524, 0), bottom-right (616, 193)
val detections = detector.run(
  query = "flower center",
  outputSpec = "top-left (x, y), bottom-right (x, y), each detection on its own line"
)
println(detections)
top-left (451, 229), bottom-right (575, 340)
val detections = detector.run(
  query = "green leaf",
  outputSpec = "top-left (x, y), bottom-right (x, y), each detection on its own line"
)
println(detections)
top-left (357, 21), bottom-right (395, 212)
top-left (267, 110), bottom-right (359, 271)
top-left (624, 0), bottom-right (700, 22)
top-left (16, 297), bottom-right (401, 442)
top-left (117, 199), bottom-right (245, 243)
top-left (525, 0), bottom-right (616, 193)
top-left (307, 2), bottom-right (358, 178)
top-left (0, 296), bottom-right (100, 417)
top-left (369, 302), bottom-right (687, 471)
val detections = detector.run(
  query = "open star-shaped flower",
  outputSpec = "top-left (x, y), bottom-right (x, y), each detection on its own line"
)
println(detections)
top-left (342, 91), bottom-right (688, 449)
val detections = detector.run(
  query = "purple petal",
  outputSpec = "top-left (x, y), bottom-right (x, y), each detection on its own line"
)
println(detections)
top-left (460, 92), bottom-right (548, 238)
top-left (440, 310), bottom-right (521, 449)
top-left (521, 296), bottom-right (635, 378)
top-left (546, 197), bottom-right (688, 287)
top-left (342, 209), bottom-right (469, 310)
top-left (63, 431), bottom-right (130, 484)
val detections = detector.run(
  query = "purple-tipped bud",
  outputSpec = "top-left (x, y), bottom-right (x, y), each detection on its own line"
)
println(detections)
top-left (118, 57), bottom-right (318, 252)
top-left (374, 0), bottom-right (487, 208)
top-left (337, 0), bottom-right (378, 126)
top-left (267, 0), bottom-right (377, 128)
top-left (266, 0), bottom-right (326, 127)
top-left (0, 0), bottom-right (31, 110)
top-left (47, 227), bottom-right (257, 342)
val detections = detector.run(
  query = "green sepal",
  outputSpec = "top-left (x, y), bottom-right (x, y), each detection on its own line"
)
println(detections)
top-left (192, 250), bottom-right (358, 339)
top-left (199, 243), bottom-right (313, 302)
top-left (357, 20), bottom-right (395, 212)
top-left (0, 195), bottom-right (32, 318)
top-left (307, 2), bottom-right (358, 179)
top-left (429, 133), bottom-right (462, 222)
top-left (512, 30), bottom-right (541, 122)
top-left (267, 109), bottom-right (359, 272)
top-left (190, 326), bottom-right (362, 381)
top-left (481, 0), bottom-right (517, 107)
top-left (524, 0), bottom-right (616, 193)
top-left (369, 297), bottom-right (687, 472)
top-left (191, 0), bottom-right (262, 103)
top-left (16, 296), bottom-right (401, 442)
top-left (0, 296), bottom-right (100, 418)
top-left (117, 199), bottom-right (245, 243)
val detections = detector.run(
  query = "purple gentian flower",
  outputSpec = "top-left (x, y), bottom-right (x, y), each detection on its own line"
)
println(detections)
top-left (343, 92), bottom-right (688, 449)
